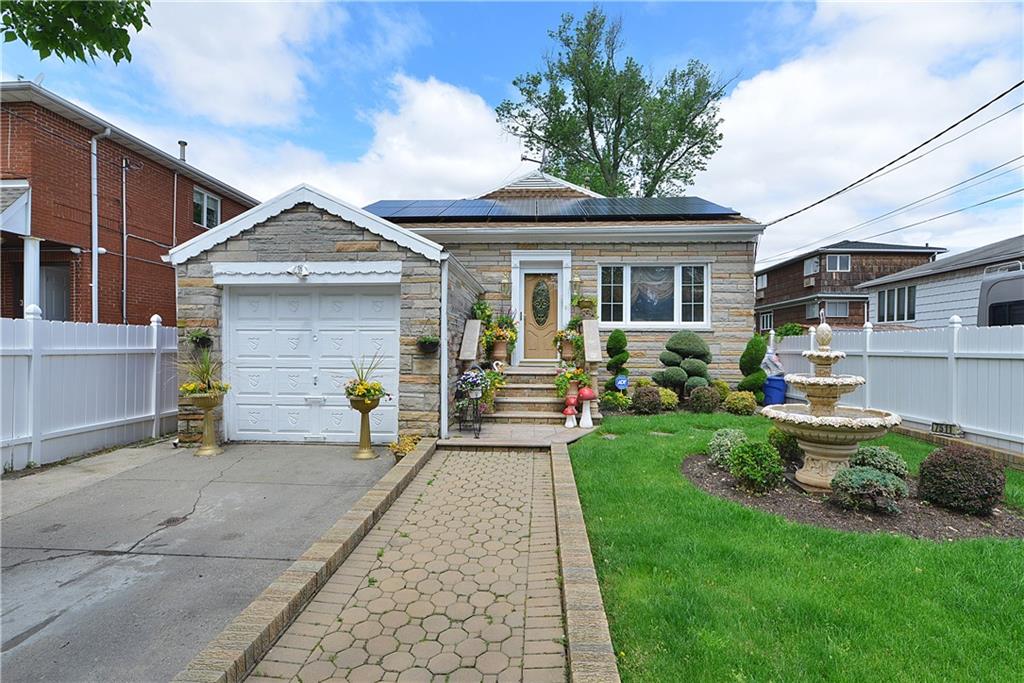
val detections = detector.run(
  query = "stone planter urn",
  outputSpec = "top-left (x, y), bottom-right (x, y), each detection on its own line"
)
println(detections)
top-left (191, 393), bottom-right (223, 457)
top-left (568, 380), bottom-right (580, 398)
top-left (491, 339), bottom-right (508, 361)
top-left (349, 397), bottom-right (381, 460)
top-left (560, 339), bottom-right (575, 361)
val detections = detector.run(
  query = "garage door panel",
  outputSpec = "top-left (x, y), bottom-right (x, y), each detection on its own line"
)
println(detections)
top-left (321, 407), bottom-right (357, 436)
top-left (235, 293), bottom-right (272, 320)
top-left (274, 405), bottom-right (315, 434)
top-left (275, 293), bottom-right (314, 320)
top-left (357, 330), bottom-right (399, 366)
top-left (360, 293), bottom-right (399, 320)
top-left (235, 367), bottom-right (273, 395)
top-left (319, 330), bottom-right (357, 360)
top-left (319, 293), bottom-right (358, 320)
top-left (234, 330), bottom-right (275, 358)
top-left (274, 368), bottom-right (317, 395)
top-left (273, 330), bottom-right (315, 358)
top-left (235, 404), bottom-right (273, 434)
top-left (369, 406), bottom-right (398, 435)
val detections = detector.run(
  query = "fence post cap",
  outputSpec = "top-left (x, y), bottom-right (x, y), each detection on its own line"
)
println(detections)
top-left (948, 315), bottom-right (962, 327)
top-left (863, 321), bottom-right (873, 331)
top-left (24, 304), bottom-right (42, 320)
top-left (808, 325), bottom-right (816, 335)
top-left (150, 314), bottom-right (163, 326)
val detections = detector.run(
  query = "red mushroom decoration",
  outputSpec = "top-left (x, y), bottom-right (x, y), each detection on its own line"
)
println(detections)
top-left (562, 403), bottom-right (578, 428)
top-left (577, 386), bottom-right (596, 429)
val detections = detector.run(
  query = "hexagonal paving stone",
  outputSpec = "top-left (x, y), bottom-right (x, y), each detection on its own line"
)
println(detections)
top-left (365, 635), bottom-right (400, 656)
top-left (381, 651), bottom-right (416, 672)
top-left (394, 624), bottom-right (426, 645)
top-left (348, 664), bottom-right (386, 682)
top-left (426, 652), bottom-right (461, 675)
top-left (333, 647), bottom-right (369, 669)
top-left (351, 620), bottom-right (384, 640)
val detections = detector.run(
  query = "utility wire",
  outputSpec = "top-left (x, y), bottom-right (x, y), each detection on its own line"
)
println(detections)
top-left (854, 187), bottom-right (1023, 242)
top-left (757, 156), bottom-right (1024, 265)
top-left (765, 79), bottom-right (1024, 226)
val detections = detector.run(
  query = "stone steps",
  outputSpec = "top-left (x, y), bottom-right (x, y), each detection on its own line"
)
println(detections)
top-left (484, 410), bottom-right (566, 424)
top-left (500, 382), bottom-right (558, 397)
top-left (494, 396), bottom-right (566, 412)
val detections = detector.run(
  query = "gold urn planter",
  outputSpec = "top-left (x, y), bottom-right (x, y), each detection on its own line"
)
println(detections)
top-left (491, 339), bottom-right (508, 362)
top-left (349, 397), bottom-right (381, 460)
top-left (191, 393), bottom-right (224, 457)
top-left (560, 339), bottom-right (575, 362)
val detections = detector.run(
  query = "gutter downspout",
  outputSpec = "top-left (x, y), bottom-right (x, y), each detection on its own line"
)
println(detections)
top-left (439, 255), bottom-right (449, 439)
top-left (121, 158), bottom-right (128, 324)
top-left (90, 127), bottom-right (111, 323)
top-left (171, 172), bottom-right (178, 246)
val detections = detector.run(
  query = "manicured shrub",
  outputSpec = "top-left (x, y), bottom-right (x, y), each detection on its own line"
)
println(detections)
top-left (632, 377), bottom-right (654, 389)
top-left (659, 350), bottom-right (683, 367)
top-left (658, 366), bottom-right (688, 391)
top-left (680, 358), bottom-right (709, 380)
top-left (604, 329), bottom-right (629, 391)
top-left (831, 466), bottom-right (909, 514)
top-left (658, 387), bottom-right (680, 411)
top-left (738, 369), bottom-right (767, 393)
top-left (684, 376), bottom-right (708, 393)
top-left (724, 391), bottom-right (757, 415)
top-left (632, 385), bottom-right (663, 415)
top-left (665, 331), bottom-right (712, 363)
top-left (710, 379), bottom-right (730, 401)
top-left (739, 335), bottom-right (768, 402)
top-left (689, 386), bottom-right (721, 414)
top-left (599, 391), bottom-right (632, 413)
top-left (767, 426), bottom-right (803, 465)
top-left (851, 445), bottom-right (908, 480)
top-left (729, 441), bottom-right (783, 493)
top-left (707, 428), bottom-right (747, 470)
top-left (919, 444), bottom-right (1005, 515)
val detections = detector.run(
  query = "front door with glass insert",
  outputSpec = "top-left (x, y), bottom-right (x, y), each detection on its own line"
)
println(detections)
top-left (523, 273), bottom-right (558, 359)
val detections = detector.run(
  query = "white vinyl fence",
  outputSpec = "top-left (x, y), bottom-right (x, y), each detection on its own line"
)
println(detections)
top-left (775, 318), bottom-right (1024, 454)
top-left (1, 307), bottom-right (178, 471)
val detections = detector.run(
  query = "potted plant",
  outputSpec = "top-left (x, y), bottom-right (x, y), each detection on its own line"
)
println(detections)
top-left (457, 370), bottom-right (487, 399)
top-left (186, 328), bottom-right (213, 349)
top-left (471, 299), bottom-right (493, 325)
top-left (572, 294), bottom-right (597, 318)
top-left (553, 328), bottom-right (582, 363)
top-left (483, 324), bottom-right (516, 361)
top-left (416, 335), bottom-right (440, 353)
top-left (178, 349), bottom-right (230, 457)
top-left (388, 434), bottom-right (421, 462)
top-left (554, 363), bottom-right (591, 398)
top-left (345, 354), bottom-right (390, 460)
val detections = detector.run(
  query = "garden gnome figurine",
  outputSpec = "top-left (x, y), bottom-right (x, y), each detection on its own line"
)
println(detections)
top-left (577, 386), bottom-right (596, 428)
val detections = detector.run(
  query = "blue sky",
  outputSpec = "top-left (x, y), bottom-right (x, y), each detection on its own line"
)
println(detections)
top-left (3, 1), bottom-right (1021, 263)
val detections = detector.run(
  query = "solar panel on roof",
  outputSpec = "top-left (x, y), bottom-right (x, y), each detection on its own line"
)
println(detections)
top-left (438, 200), bottom-right (496, 217)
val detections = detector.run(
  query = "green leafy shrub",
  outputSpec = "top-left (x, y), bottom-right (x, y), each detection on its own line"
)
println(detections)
top-left (471, 299), bottom-right (493, 325)
top-left (684, 376), bottom-right (708, 393)
top-left (659, 350), bottom-right (683, 367)
top-left (658, 387), bottom-right (680, 410)
top-left (657, 366), bottom-right (688, 391)
top-left (707, 428), bottom-right (747, 470)
top-left (729, 441), bottom-right (783, 493)
top-left (724, 391), bottom-right (757, 415)
top-left (851, 445), bottom-right (908, 480)
top-left (739, 335), bottom-right (767, 376)
top-left (599, 391), bottom-right (632, 413)
top-left (767, 426), bottom-right (803, 465)
top-left (710, 379), bottom-right (730, 401)
top-left (919, 444), bottom-right (1005, 515)
top-left (689, 386), bottom-right (721, 414)
top-left (831, 466), bottom-right (909, 514)
top-left (665, 331), bottom-right (712, 363)
top-left (604, 329), bottom-right (629, 391)
top-left (632, 377), bottom-right (654, 389)
top-left (680, 358), bottom-right (709, 380)
top-left (632, 385), bottom-right (662, 415)
top-left (775, 322), bottom-right (805, 338)
top-left (738, 369), bottom-right (767, 393)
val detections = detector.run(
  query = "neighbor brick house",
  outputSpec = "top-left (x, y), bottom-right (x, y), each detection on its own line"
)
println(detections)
top-left (167, 172), bottom-right (763, 444)
top-left (753, 240), bottom-right (945, 332)
top-left (0, 81), bottom-right (257, 324)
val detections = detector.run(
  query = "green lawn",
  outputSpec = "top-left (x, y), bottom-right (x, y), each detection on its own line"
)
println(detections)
top-left (569, 413), bottom-right (1024, 682)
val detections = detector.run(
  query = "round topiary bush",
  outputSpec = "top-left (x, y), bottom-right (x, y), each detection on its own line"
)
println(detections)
top-left (632, 385), bottom-right (662, 415)
top-left (724, 391), bottom-right (757, 415)
top-left (767, 426), bottom-right (803, 465)
top-left (659, 366), bottom-right (688, 391)
top-left (729, 441), bottom-right (783, 493)
top-left (680, 358), bottom-right (709, 380)
top-left (710, 379), bottom-right (730, 401)
top-left (831, 466), bottom-right (909, 514)
top-left (658, 387), bottom-right (680, 411)
top-left (659, 350), bottom-right (683, 367)
top-left (684, 376), bottom-right (708, 393)
top-left (689, 385), bottom-right (720, 414)
top-left (919, 444), bottom-right (1005, 515)
top-left (707, 428), bottom-right (747, 469)
top-left (604, 329), bottom-right (629, 391)
top-left (851, 445), bottom-right (908, 479)
top-left (665, 331), bottom-right (711, 363)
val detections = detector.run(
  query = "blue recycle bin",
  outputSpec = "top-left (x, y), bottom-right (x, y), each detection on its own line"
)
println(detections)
top-left (763, 375), bottom-right (787, 406)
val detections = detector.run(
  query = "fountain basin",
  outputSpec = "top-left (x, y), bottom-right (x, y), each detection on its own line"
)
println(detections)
top-left (761, 403), bottom-right (901, 490)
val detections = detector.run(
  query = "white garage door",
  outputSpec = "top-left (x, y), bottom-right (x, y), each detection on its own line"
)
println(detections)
top-left (225, 286), bottom-right (400, 443)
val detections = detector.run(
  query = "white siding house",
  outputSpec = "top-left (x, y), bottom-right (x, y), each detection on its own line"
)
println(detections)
top-left (859, 235), bottom-right (1024, 329)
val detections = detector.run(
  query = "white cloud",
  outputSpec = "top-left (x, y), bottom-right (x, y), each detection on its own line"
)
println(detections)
top-left (690, 1), bottom-right (1024, 266)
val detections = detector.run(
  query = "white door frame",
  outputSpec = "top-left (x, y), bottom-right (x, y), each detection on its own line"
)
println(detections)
top-left (510, 250), bottom-right (572, 366)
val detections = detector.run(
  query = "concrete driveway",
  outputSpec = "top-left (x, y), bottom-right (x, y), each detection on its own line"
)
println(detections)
top-left (0, 440), bottom-right (393, 682)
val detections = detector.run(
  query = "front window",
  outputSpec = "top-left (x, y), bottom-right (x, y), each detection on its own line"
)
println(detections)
top-left (825, 300), bottom-right (849, 318)
top-left (598, 264), bottom-right (709, 327)
top-left (826, 254), bottom-right (851, 272)
top-left (806, 302), bottom-right (819, 319)
top-left (759, 311), bottom-right (773, 332)
top-left (193, 188), bottom-right (221, 228)
top-left (755, 273), bottom-right (767, 290)
top-left (803, 257), bottom-right (819, 276)
top-left (877, 285), bottom-right (916, 322)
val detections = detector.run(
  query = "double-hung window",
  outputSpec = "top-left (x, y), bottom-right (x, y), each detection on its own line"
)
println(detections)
top-left (803, 257), bottom-right (819, 276)
top-left (598, 264), bottom-right (709, 327)
top-left (825, 300), bottom-right (849, 318)
top-left (755, 273), bottom-right (767, 290)
top-left (759, 311), bottom-right (773, 332)
top-left (826, 254), bottom-right (851, 272)
top-left (877, 285), bottom-right (916, 322)
top-left (193, 188), bottom-right (221, 228)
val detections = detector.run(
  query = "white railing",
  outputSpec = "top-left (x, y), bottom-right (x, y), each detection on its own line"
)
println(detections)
top-left (1, 307), bottom-right (179, 471)
top-left (776, 318), bottom-right (1024, 454)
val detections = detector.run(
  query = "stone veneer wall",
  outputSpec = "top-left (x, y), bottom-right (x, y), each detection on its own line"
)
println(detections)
top-left (176, 203), bottom-right (443, 438)
top-left (445, 256), bottom-right (485, 428)
top-left (446, 240), bottom-right (756, 385)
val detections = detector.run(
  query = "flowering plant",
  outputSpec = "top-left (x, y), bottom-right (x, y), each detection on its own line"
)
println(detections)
top-left (554, 363), bottom-right (591, 397)
top-left (178, 348), bottom-right (230, 396)
top-left (179, 380), bottom-right (230, 396)
top-left (552, 328), bottom-right (581, 347)
top-left (456, 370), bottom-right (487, 393)
top-left (345, 354), bottom-right (390, 401)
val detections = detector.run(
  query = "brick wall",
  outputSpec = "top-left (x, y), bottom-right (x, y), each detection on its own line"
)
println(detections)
top-left (445, 256), bottom-right (485, 426)
top-left (445, 240), bottom-right (757, 384)
top-left (176, 203), bottom-right (445, 438)
top-left (0, 102), bottom-right (251, 324)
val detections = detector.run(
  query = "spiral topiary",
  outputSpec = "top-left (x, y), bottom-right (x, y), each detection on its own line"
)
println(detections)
top-left (654, 331), bottom-right (711, 396)
top-left (738, 335), bottom-right (767, 404)
top-left (604, 329), bottom-right (629, 391)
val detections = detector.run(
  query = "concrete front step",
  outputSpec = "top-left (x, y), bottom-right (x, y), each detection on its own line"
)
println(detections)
top-left (495, 396), bottom-right (565, 412)
top-left (500, 382), bottom-right (559, 397)
top-left (485, 411), bottom-right (566, 424)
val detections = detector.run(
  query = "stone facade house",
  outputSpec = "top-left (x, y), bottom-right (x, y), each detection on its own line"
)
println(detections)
top-left (168, 172), bottom-right (763, 444)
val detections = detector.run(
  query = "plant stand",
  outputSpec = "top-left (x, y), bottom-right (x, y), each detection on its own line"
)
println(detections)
top-left (457, 393), bottom-right (483, 438)
top-left (191, 394), bottom-right (223, 457)
top-left (349, 397), bottom-right (381, 459)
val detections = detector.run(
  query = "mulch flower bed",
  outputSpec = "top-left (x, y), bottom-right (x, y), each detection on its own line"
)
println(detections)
top-left (682, 454), bottom-right (1024, 541)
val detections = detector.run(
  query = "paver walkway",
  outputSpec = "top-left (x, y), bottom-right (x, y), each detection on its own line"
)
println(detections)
top-left (250, 448), bottom-right (566, 683)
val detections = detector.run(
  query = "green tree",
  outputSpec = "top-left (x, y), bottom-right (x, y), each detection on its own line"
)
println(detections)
top-left (496, 7), bottom-right (728, 197)
top-left (2, 0), bottom-right (151, 64)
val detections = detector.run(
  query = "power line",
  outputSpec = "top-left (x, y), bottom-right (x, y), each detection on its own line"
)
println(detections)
top-left (854, 187), bottom-right (1023, 243)
top-left (765, 79), bottom-right (1024, 226)
top-left (757, 156), bottom-right (1024, 265)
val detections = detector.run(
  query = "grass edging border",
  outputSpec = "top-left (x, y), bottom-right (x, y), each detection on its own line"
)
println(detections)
top-left (550, 441), bottom-right (621, 683)
top-left (171, 438), bottom-right (438, 683)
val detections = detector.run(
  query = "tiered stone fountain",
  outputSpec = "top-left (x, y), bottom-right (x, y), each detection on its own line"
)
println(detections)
top-left (761, 316), bottom-right (901, 491)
